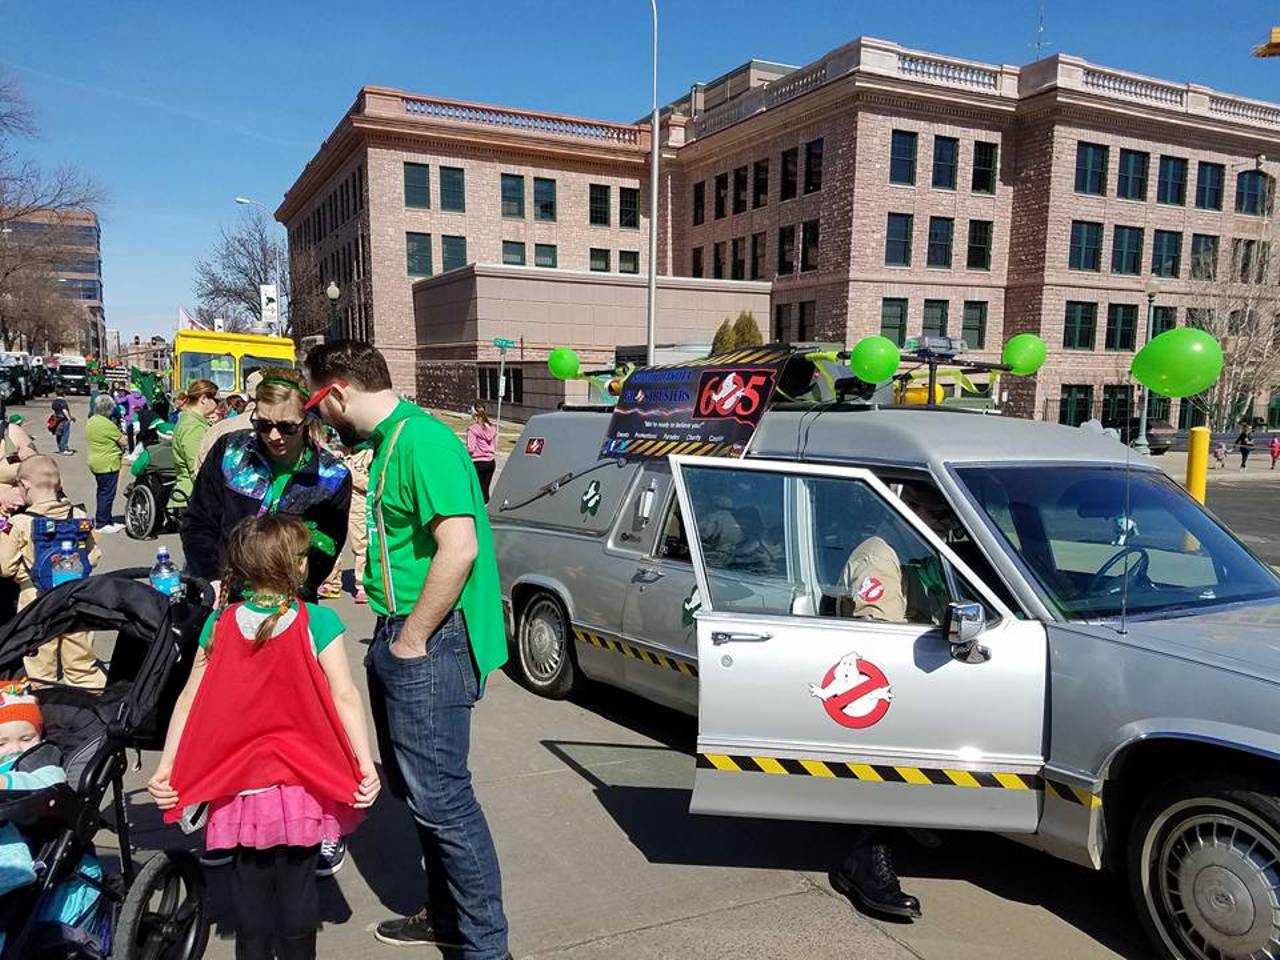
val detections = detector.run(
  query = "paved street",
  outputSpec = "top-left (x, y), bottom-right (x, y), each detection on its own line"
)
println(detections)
top-left (23, 397), bottom-right (1280, 959)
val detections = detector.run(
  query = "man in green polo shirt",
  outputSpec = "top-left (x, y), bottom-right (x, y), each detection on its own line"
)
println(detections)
top-left (305, 342), bottom-right (509, 959)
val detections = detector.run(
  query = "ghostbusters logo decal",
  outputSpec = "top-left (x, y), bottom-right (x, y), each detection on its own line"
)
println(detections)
top-left (809, 652), bottom-right (893, 729)
top-left (857, 576), bottom-right (885, 603)
top-left (580, 479), bottom-right (602, 516)
top-left (681, 584), bottom-right (702, 627)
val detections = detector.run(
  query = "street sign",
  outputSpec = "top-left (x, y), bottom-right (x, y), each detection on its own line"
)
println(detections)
top-left (260, 284), bottom-right (279, 328)
top-left (493, 337), bottom-right (517, 350)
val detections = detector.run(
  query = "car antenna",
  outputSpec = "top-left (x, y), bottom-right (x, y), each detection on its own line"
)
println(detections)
top-left (1119, 434), bottom-right (1133, 636)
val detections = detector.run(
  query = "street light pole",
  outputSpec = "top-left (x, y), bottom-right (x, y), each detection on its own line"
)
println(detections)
top-left (326, 282), bottom-right (341, 342)
top-left (235, 196), bottom-right (286, 335)
top-left (645, 0), bottom-right (659, 366)
top-left (1135, 280), bottom-right (1157, 455)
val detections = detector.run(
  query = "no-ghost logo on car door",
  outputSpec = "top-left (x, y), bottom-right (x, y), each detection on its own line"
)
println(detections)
top-left (808, 652), bottom-right (893, 729)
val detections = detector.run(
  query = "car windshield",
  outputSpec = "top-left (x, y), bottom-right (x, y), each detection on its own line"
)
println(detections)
top-left (955, 465), bottom-right (1280, 619)
top-left (60, 365), bottom-right (85, 376)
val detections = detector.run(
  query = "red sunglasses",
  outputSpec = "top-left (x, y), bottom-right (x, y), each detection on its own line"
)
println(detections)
top-left (303, 380), bottom-right (348, 411)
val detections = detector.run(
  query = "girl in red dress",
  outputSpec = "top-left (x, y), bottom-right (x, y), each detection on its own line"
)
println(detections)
top-left (147, 515), bottom-right (379, 960)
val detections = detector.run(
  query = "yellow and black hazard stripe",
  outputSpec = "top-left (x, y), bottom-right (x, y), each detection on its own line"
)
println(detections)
top-left (573, 627), bottom-right (698, 677)
top-left (696, 754), bottom-right (1101, 808)
top-left (622, 439), bottom-right (739, 459)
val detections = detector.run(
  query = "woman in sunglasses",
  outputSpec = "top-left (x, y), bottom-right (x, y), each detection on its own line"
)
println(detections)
top-left (181, 368), bottom-right (352, 602)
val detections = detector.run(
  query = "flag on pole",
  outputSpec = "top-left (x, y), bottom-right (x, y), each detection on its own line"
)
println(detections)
top-left (178, 306), bottom-right (209, 331)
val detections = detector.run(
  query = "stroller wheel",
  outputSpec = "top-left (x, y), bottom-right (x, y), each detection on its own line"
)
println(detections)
top-left (126, 482), bottom-right (159, 540)
top-left (117, 851), bottom-right (209, 960)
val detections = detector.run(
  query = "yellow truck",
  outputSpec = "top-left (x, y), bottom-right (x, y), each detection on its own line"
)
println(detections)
top-left (172, 329), bottom-right (296, 395)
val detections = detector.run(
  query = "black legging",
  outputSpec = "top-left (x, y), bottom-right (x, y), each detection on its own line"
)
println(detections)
top-left (473, 459), bottom-right (495, 503)
top-left (230, 845), bottom-right (320, 960)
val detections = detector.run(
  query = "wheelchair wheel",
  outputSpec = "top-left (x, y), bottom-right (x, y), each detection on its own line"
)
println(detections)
top-left (125, 482), bottom-right (160, 540)
top-left (116, 851), bottom-right (208, 960)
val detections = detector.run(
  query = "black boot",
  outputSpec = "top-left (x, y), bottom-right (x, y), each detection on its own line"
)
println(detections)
top-left (830, 837), bottom-right (922, 920)
top-left (234, 935), bottom-right (274, 960)
top-left (275, 931), bottom-right (318, 960)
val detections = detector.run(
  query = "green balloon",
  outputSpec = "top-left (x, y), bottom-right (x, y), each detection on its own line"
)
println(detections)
top-left (850, 336), bottom-right (901, 384)
top-left (1131, 328), bottom-right (1223, 398)
top-left (547, 346), bottom-right (581, 381)
top-left (1002, 333), bottom-right (1048, 376)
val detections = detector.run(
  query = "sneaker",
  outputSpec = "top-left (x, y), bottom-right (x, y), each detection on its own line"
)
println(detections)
top-left (354, 588), bottom-right (368, 605)
top-left (317, 584), bottom-right (342, 600)
top-left (199, 849), bottom-right (233, 869)
top-left (317, 838), bottom-right (346, 877)
top-left (373, 908), bottom-right (462, 948)
top-left (96, 523), bottom-right (124, 534)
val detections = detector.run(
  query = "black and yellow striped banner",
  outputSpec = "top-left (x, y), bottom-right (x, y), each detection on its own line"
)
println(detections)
top-left (574, 627), bottom-right (698, 677)
top-left (696, 753), bottom-right (1101, 808)
top-left (615, 439), bottom-right (738, 458)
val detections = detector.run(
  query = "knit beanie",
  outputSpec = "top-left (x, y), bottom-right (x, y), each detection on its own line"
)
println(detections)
top-left (0, 683), bottom-right (42, 733)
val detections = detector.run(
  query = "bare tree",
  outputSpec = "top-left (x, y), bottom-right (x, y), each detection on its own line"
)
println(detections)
top-left (0, 266), bottom-right (78, 352)
top-left (192, 209), bottom-right (286, 331)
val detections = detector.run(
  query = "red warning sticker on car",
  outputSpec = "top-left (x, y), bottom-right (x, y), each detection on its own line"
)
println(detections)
top-left (809, 652), bottom-right (893, 729)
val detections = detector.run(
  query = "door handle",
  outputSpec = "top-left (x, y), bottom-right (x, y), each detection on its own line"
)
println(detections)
top-left (711, 631), bottom-right (773, 645)
top-left (634, 567), bottom-right (664, 584)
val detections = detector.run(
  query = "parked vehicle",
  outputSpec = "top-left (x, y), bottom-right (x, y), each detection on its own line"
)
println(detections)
top-left (53, 354), bottom-right (90, 395)
top-left (493, 400), bottom-right (1280, 960)
top-left (172, 329), bottom-right (294, 395)
top-left (1101, 415), bottom-right (1177, 454)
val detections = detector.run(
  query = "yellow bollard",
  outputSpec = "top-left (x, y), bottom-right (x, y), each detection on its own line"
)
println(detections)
top-left (1186, 425), bottom-right (1210, 505)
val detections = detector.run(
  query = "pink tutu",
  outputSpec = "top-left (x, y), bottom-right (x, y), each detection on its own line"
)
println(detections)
top-left (204, 784), bottom-right (363, 851)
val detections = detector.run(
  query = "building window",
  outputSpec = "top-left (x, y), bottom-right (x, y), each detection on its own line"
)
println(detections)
top-left (501, 174), bottom-right (524, 218)
top-left (753, 159), bottom-right (769, 207)
top-left (1117, 149), bottom-right (1149, 201)
top-left (962, 301), bottom-right (987, 348)
top-left (1196, 162), bottom-right (1224, 210)
top-left (404, 162), bottom-right (430, 208)
top-left (590, 248), bottom-right (611, 272)
top-left (804, 138), bottom-right (824, 193)
top-left (590, 184), bottom-right (611, 226)
top-left (1190, 234), bottom-right (1219, 280)
top-left (932, 136), bottom-right (958, 190)
top-left (885, 213), bottom-right (913, 266)
top-left (714, 173), bottom-right (728, 219)
top-left (713, 241), bottom-right (725, 279)
top-left (441, 235), bottom-right (467, 272)
top-left (1112, 225), bottom-right (1144, 275)
top-left (750, 232), bottom-right (766, 280)
top-left (781, 147), bottom-right (799, 201)
top-left (1059, 385), bottom-right (1094, 427)
top-left (773, 303), bottom-right (793, 341)
top-left (620, 187), bottom-right (640, 229)
top-left (797, 301), bottom-right (815, 341)
top-left (619, 250), bottom-right (639, 274)
top-left (972, 141), bottom-right (998, 194)
top-left (479, 366), bottom-right (524, 405)
top-left (732, 166), bottom-right (748, 214)
top-left (1075, 142), bottom-right (1108, 195)
top-left (1063, 301), bottom-right (1097, 350)
top-left (1152, 305), bottom-right (1177, 335)
top-left (966, 220), bottom-right (993, 270)
top-left (1237, 169), bottom-right (1272, 215)
top-left (1157, 156), bottom-right (1187, 206)
top-left (1151, 230), bottom-right (1182, 278)
top-left (692, 181), bottom-right (705, 225)
top-left (534, 243), bottom-right (557, 268)
top-left (1232, 238), bottom-right (1270, 283)
top-left (1102, 385), bottom-right (1134, 424)
top-left (927, 217), bottom-right (953, 268)
top-left (1148, 393), bottom-right (1172, 421)
top-left (691, 247), bottom-right (704, 278)
top-left (881, 298), bottom-right (908, 346)
top-left (890, 130), bottom-right (917, 185)
top-left (777, 225), bottom-right (796, 274)
top-left (731, 237), bottom-right (745, 280)
top-left (534, 178), bottom-right (557, 221)
top-left (406, 232), bottom-right (432, 277)
top-left (1106, 303), bottom-right (1138, 351)
top-left (502, 241), bottom-right (526, 266)
top-left (922, 300), bottom-right (948, 337)
top-left (440, 166), bottom-right (465, 212)
top-left (800, 220), bottom-right (819, 272)
top-left (1069, 220), bottom-right (1103, 271)
top-left (1187, 308), bottom-right (1215, 330)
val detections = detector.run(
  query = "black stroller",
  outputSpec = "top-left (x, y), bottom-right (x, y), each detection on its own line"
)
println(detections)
top-left (0, 568), bottom-right (214, 959)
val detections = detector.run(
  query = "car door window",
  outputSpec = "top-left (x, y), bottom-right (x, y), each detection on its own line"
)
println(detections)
top-left (657, 499), bottom-right (692, 563)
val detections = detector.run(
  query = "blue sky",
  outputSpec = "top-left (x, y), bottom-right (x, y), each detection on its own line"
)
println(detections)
top-left (3, 0), bottom-right (1279, 340)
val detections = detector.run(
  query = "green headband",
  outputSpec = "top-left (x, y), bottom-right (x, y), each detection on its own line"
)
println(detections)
top-left (259, 377), bottom-right (311, 400)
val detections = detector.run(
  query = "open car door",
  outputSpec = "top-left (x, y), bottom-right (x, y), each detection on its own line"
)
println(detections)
top-left (670, 455), bottom-right (1047, 832)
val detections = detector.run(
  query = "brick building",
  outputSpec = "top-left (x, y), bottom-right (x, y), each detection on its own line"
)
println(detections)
top-left (278, 36), bottom-right (1280, 424)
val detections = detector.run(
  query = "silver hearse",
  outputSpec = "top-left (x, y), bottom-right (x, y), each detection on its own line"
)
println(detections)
top-left (491, 403), bottom-right (1280, 960)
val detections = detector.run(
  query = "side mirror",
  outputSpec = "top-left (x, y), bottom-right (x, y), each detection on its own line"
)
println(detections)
top-left (944, 601), bottom-right (990, 664)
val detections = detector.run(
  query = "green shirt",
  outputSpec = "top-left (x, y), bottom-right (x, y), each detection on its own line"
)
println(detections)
top-left (366, 400), bottom-right (507, 680)
top-left (172, 410), bottom-right (211, 501)
top-left (198, 601), bottom-right (344, 653)
top-left (85, 415), bottom-right (123, 475)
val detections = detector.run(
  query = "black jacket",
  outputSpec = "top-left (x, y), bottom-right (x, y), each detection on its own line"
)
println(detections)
top-left (180, 432), bottom-right (352, 599)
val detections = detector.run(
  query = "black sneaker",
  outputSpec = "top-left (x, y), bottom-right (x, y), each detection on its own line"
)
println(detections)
top-left (373, 908), bottom-right (462, 948)
top-left (317, 838), bottom-right (346, 877)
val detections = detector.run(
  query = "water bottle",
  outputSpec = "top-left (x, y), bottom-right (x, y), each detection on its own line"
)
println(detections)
top-left (150, 546), bottom-right (182, 602)
top-left (51, 541), bottom-right (85, 588)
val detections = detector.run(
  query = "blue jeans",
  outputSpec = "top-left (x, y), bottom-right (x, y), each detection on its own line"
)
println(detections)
top-left (367, 612), bottom-right (508, 959)
top-left (55, 420), bottom-right (70, 453)
top-left (92, 471), bottom-right (117, 528)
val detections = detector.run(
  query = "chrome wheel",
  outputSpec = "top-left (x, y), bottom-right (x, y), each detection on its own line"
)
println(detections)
top-left (1143, 799), bottom-right (1280, 960)
top-left (516, 594), bottom-right (576, 698)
